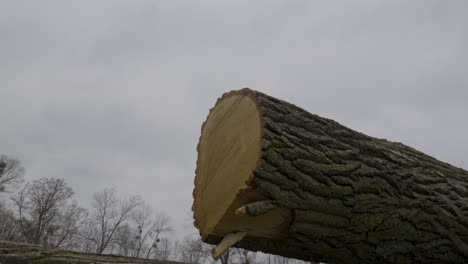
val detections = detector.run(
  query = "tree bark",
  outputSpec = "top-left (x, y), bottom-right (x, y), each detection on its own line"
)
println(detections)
top-left (193, 88), bottom-right (468, 264)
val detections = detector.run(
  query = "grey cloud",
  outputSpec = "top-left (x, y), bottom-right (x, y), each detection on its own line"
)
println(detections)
top-left (1, 0), bottom-right (467, 238)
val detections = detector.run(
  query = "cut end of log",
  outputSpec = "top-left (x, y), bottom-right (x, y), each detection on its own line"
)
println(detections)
top-left (193, 89), bottom-right (292, 242)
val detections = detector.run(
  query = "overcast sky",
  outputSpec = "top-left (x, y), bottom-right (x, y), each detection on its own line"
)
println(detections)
top-left (1, 0), bottom-right (467, 238)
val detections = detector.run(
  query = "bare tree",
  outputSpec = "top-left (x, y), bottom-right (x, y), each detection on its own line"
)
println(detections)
top-left (177, 235), bottom-right (213, 264)
top-left (110, 203), bottom-right (173, 259)
top-left (113, 223), bottom-right (136, 256)
top-left (76, 219), bottom-right (99, 253)
top-left (219, 249), bottom-right (232, 264)
top-left (44, 201), bottom-right (87, 249)
top-left (0, 202), bottom-right (19, 241)
top-left (145, 210), bottom-right (172, 259)
top-left (132, 203), bottom-right (155, 258)
top-left (272, 255), bottom-right (290, 264)
top-left (0, 155), bottom-right (24, 193)
top-left (86, 188), bottom-right (142, 254)
top-left (11, 178), bottom-right (86, 248)
top-left (155, 237), bottom-right (175, 261)
top-left (265, 255), bottom-right (318, 264)
top-left (235, 248), bottom-right (257, 264)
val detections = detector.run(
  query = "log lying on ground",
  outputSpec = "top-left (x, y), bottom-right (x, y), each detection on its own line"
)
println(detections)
top-left (0, 240), bottom-right (177, 264)
top-left (192, 88), bottom-right (468, 264)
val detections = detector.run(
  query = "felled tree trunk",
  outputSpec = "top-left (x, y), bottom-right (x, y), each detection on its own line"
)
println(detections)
top-left (192, 88), bottom-right (468, 264)
top-left (0, 240), bottom-right (169, 264)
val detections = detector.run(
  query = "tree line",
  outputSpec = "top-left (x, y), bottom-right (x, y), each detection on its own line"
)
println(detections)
top-left (0, 154), bottom-right (316, 264)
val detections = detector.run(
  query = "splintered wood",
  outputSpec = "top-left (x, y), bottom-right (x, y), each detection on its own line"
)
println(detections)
top-left (211, 232), bottom-right (247, 260)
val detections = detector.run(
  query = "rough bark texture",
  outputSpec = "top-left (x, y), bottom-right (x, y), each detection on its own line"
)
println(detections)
top-left (200, 89), bottom-right (468, 264)
top-left (0, 240), bottom-right (178, 264)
